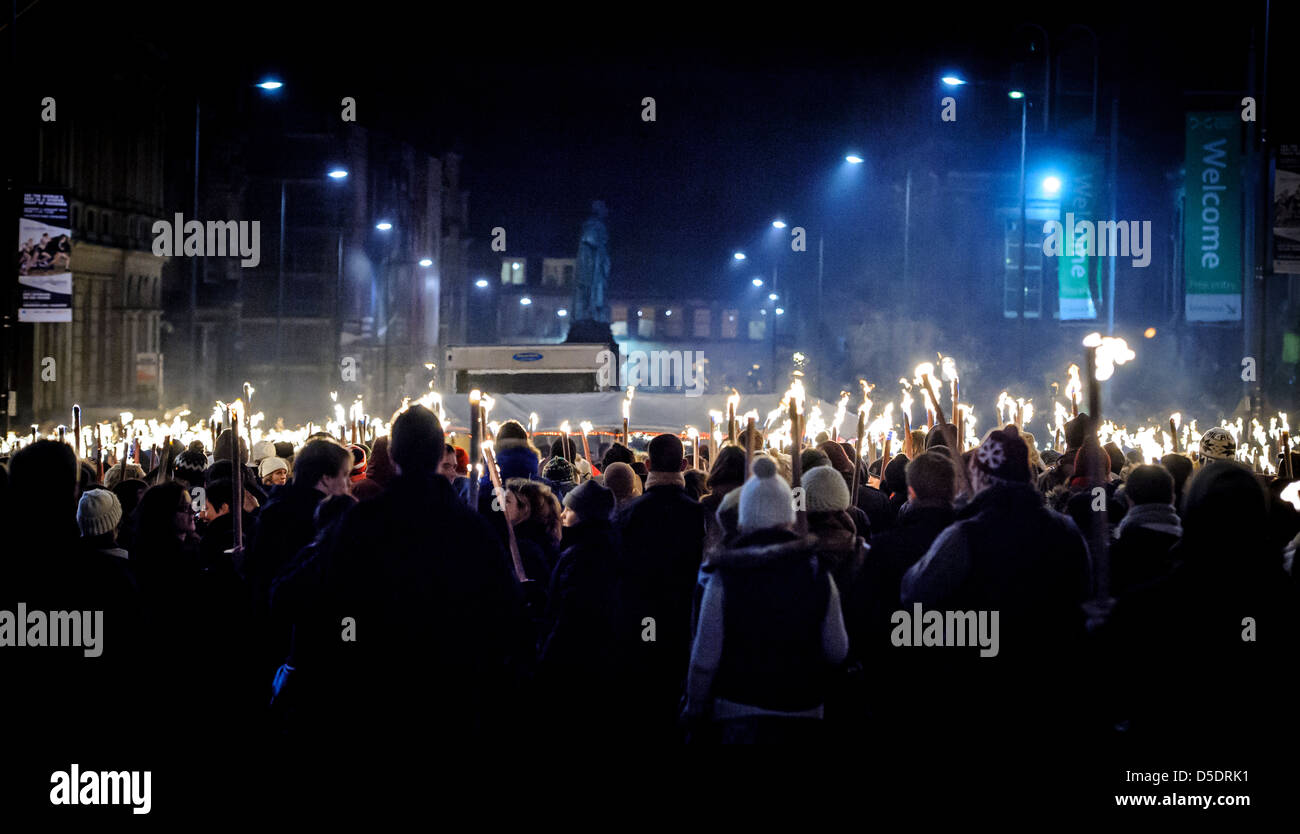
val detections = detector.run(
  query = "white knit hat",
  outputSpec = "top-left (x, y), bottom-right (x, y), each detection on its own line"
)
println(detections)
top-left (738, 456), bottom-right (795, 534)
top-left (77, 488), bottom-right (122, 537)
top-left (1199, 427), bottom-right (1236, 461)
top-left (259, 456), bottom-right (289, 479)
top-left (802, 464), bottom-right (850, 512)
top-left (252, 440), bottom-right (277, 463)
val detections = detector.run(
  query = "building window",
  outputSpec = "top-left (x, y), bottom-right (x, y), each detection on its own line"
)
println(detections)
top-left (542, 258), bottom-right (576, 288)
top-left (1004, 217), bottom-right (1045, 319)
top-left (501, 258), bottom-right (526, 285)
top-left (610, 303), bottom-right (628, 337)
top-left (692, 308), bottom-right (711, 338)
top-left (748, 318), bottom-right (766, 340)
top-left (721, 309), bottom-right (739, 339)
top-left (663, 308), bottom-right (684, 338)
top-left (637, 307), bottom-right (655, 339)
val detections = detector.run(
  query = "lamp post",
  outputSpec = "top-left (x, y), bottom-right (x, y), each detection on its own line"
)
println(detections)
top-left (1015, 90), bottom-right (1028, 379)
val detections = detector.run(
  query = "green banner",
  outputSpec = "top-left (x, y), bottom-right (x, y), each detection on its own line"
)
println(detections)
top-left (1183, 112), bottom-right (1242, 321)
top-left (1058, 155), bottom-right (1101, 320)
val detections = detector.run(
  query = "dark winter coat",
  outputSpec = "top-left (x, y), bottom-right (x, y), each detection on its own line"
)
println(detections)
top-left (899, 480), bottom-right (1092, 741)
top-left (248, 481), bottom-right (327, 612)
top-left (613, 481), bottom-right (706, 738)
top-left (1108, 503), bottom-right (1181, 596)
top-left (514, 517), bottom-right (560, 582)
top-left (537, 519), bottom-right (620, 702)
top-left (307, 471), bottom-right (528, 745)
top-left (1098, 537), bottom-right (1298, 748)
top-left (806, 510), bottom-right (868, 593)
top-left (855, 484), bottom-right (894, 535)
top-left (845, 502), bottom-right (954, 660)
top-left (902, 481), bottom-right (1091, 649)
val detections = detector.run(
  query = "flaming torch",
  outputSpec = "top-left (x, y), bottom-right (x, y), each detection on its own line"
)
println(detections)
top-left (623, 386), bottom-right (635, 446)
top-left (579, 420), bottom-right (593, 468)
top-left (726, 389), bottom-right (739, 444)
top-left (482, 440), bottom-right (526, 582)
top-left (940, 354), bottom-right (959, 425)
top-left (687, 426), bottom-right (700, 471)
top-left (914, 361), bottom-right (946, 427)
top-left (228, 399), bottom-right (244, 561)
top-left (1065, 364), bottom-right (1082, 417)
top-left (468, 390), bottom-right (482, 507)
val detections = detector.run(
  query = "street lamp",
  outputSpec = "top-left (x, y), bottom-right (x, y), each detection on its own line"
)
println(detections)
top-left (327, 169), bottom-right (349, 179)
top-left (375, 221), bottom-right (393, 231)
top-left (772, 219), bottom-right (787, 229)
top-left (474, 278), bottom-right (489, 289)
top-left (733, 252), bottom-right (747, 261)
top-left (845, 154), bottom-right (864, 164)
top-left (418, 258), bottom-right (433, 267)
top-left (751, 277), bottom-right (764, 287)
top-left (256, 79), bottom-right (283, 91)
top-left (941, 75), bottom-right (966, 87)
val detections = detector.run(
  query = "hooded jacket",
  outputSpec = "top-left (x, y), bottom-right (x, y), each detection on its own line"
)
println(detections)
top-left (687, 528), bottom-right (848, 718)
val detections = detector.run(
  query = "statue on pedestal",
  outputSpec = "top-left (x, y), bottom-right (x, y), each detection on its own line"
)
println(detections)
top-left (570, 201), bottom-right (611, 338)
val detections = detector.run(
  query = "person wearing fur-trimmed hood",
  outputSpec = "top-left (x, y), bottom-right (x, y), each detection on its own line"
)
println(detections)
top-left (683, 455), bottom-right (849, 743)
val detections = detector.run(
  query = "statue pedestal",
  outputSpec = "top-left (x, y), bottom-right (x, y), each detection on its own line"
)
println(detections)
top-left (564, 319), bottom-right (613, 346)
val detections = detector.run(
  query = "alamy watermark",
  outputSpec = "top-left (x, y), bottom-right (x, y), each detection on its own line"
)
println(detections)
top-left (0, 603), bottom-right (103, 657)
top-left (596, 347), bottom-right (705, 396)
top-left (152, 213), bottom-right (260, 267)
top-left (890, 602), bottom-right (999, 657)
top-left (50, 764), bottom-right (150, 814)
top-left (1042, 213), bottom-right (1152, 267)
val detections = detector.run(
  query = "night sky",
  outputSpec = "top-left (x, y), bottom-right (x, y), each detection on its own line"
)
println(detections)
top-left (28, 2), bottom-right (1300, 300)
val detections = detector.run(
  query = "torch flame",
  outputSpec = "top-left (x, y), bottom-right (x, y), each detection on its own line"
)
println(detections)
top-left (1084, 333), bottom-right (1136, 381)
top-left (939, 355), bottom-right (959, 382)
top-left (1065, 364), bottom-right (1082, 403)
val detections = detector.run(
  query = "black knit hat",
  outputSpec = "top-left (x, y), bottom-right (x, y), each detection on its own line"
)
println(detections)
top-left (647, 432), bottom-right (684, 473)
top-left (882, 453), bottom-right (909, 496)
top-left (973, 423), bottom-right (1032, 483)
top-left (174, 450), bottom-right (208, 486)
top-left (563, 479), bottom-right (614, 523)
top-left (543, 455), bottom-right (576, 484)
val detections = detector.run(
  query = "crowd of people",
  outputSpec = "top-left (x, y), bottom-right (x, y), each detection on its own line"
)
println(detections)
top-left (1, 404), bottom-right (1296, 763)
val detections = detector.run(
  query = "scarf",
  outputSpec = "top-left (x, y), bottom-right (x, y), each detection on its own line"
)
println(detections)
top-left (645, 470), bottom-right (686, 490)
top-left (1115, 502), bottom-right (1182, 539)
